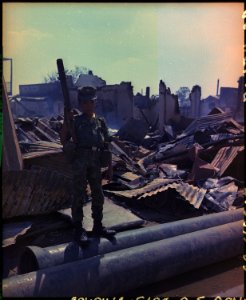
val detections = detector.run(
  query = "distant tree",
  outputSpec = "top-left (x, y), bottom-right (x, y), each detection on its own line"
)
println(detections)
top-left (69, 66), bottom-right (89, 81)
top-left (43, 65), bottom-right (90, 83)
top-left (175, 87), bottom-right (190, 105)
top-left (43, 71), bottom-right (60, 83)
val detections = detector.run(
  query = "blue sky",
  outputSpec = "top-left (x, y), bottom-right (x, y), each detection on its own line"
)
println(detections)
top-left (3, 3), bottom-right (244, 98)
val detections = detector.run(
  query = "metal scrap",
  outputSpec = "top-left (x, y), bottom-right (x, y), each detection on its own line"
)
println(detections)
top-left (202, 177), bottom-right (239, 212)
top-left (181, 112), bottom-right (234, 136)
top-left (3, 222), bottom-right (32, 247)
top-left (105, 179), bottom-right (206, 209)
top-left (104, 112), bottom-right (244, 212)
top-left (211, 146), bottom-right (244, 177)
top-left (3, 166), bottom-right (72, 219)
top-left (114, 171), bottom-right (146, 189)
top-left (111, 141), bottom-right (147, 175)
top-left (104, 178), bottom-right (179, 199)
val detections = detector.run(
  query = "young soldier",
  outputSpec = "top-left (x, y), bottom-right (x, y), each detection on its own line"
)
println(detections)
top-left (60, 86), bottom-right (115, 244)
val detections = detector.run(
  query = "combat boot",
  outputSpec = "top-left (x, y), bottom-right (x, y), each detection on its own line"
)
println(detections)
top-left (92, 221), bottom-right (116, 237)
top-left (73, 221), bottom-right (89, 244)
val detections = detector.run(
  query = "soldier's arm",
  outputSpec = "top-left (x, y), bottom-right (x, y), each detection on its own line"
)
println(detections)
top-left (59, 112), bottom-right (77, 145)
top-left (100, 118), bottom-right (113, 180)
top-left (100, 118), bottom-right (112, 143)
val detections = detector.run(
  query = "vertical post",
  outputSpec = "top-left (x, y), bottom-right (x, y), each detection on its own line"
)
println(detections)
top-left (10, 58), bottom-right (13, 96)
top-left (216, 79), bottom-right (219, 96)
top-left (146, 86), bottom-right (150, 99)
top-left (158, 80), bottom-right (166, 133)
top-left (190, 85), bottom-right (201, 118)
top-left (2, 77), bottom-right (23, 171)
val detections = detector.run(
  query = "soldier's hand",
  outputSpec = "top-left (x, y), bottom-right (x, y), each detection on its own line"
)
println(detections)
top-left (68, 110), bottom-right (76, 121)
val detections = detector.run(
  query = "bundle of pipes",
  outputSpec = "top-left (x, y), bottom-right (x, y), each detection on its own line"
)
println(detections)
top-left (18, 208), bottom-right (243, 274)
top-left (3, 209), bottom-right (243, 297)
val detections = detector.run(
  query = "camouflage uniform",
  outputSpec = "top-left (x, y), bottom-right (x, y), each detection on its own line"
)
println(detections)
top-left (71, 113), bottom-right (110, 226)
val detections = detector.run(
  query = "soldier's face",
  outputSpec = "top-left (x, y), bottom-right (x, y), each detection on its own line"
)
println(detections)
top-left (80, 100), bottom-right (96, 114)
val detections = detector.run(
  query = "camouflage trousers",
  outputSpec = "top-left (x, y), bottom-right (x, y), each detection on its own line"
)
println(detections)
top-left (71, 149), bottom-right (104, 224)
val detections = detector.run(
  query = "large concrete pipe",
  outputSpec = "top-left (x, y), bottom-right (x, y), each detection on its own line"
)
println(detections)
top-left (18, 208), bottom-right (243, 274)
top-left (4, 220), bottom-right (243, 297)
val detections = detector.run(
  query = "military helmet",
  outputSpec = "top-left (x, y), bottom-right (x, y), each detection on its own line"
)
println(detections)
top-left (78, 86), bottom-right (97, 102)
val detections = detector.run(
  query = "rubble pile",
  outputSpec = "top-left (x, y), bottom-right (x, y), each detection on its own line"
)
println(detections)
top-left (2, 108), bottom-right (244, 219)
top-left (107, 109), bottom-right (244, 214)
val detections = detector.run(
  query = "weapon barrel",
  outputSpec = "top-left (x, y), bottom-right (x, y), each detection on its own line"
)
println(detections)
top-left (56, 59), bottom-right (71, 117)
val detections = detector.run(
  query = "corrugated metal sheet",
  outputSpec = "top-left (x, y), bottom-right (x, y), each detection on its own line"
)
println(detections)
top-left (20, 140), bottom-right (62, 153)
top-left (16, 117), bottom-right (61, 144)
top-left (211, 146), bottom-right (244, 176)
top-left (105, 179), bottom-right (207, 209)
top-left (210, 133), bottom-right (241, 142)
top-left (3, 166), bottom-right (72, 219)
top-left (23, 152), bottom-right (73, 179)
top-left (180, 112), bottom-right (245, 137)
top-left (22, 149), bottom-right (63, 159)
top-left (117, 172), bottom-right (141, 181)
top-left (155, 114), bottom-right (244, 161)
top-left (105, 178), bottom-right (179, 198)
top-left (15, 117), bottom-right (63, 160)
top-left (173, 182), bottom-right (207, 208)
top-left (138, 182), bottom-right (206, 209)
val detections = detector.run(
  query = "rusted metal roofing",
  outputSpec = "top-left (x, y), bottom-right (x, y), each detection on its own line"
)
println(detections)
top-left (16, 117), bottom-right (61, 144)
top-left (105, 178), bottom-right (207, 209)
top-left (181, 113), bottom-right (243, 136)
top-left (211, 146), bottom-right (244, 177)
top-left (3, 166), bottom-right (71, 219)
top-left (14, 117), bottom-right (63, 161)
top-left (20, 141), bottom-right (62, 157)
top-left (23, 151), bottom-right (73, 179)
top-left (138, 182), bottom-right (206, 209)
top-left (22, 149), bottom-right (63, 159)
top-left (105, 178), bottom-right (179, 198)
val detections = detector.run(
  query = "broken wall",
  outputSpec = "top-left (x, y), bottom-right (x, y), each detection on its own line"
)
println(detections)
top-left (189, 85), bottom-right (201, 118)
top-left (199, 96), bottom-right (218, 117)
top-left (117, 82), bottom-right (134, 126)
top-left (15, 82), bottom-right (64, 117)
top-left (75, 72), bottom-right (106, 89)
top-left (158, 80), bottom-right (180, 132)
top-left (234, 76), bottom-right (244, 123)
top-left (96, 82), bottom-right (133, 128)
top-left (219, 87), bottom-right (238, 113)
top-left (133, 88), bottom-right (159, 129)
top-left (133, 102), bottom-right (159, 130)
top-left (96, 86), bottom-right (118, 126)
top-left (165, 92), bottom-right (179, 123)
top-left (10, 98), bottom-right (52, 118)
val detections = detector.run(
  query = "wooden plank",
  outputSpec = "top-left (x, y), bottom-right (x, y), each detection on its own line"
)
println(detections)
top-left (2, 78), bottom-right (23, 171)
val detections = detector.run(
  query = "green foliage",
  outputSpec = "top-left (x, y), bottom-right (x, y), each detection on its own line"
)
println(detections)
top-left (44, 71), bottom-right (60, 83)
top-left (43, 65), bottom-right (90, 83)
top-left (176, 87), bottom-right (190, 103)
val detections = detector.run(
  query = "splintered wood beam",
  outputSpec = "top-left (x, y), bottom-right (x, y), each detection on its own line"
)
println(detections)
top-left (3, 77), bottom-right (23, 171)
